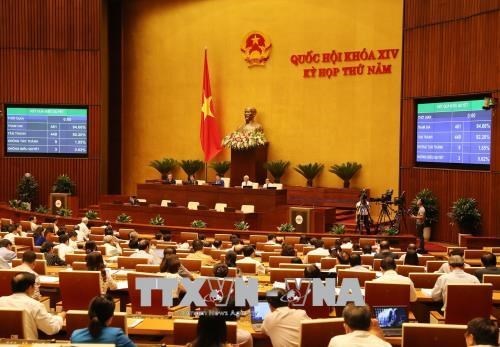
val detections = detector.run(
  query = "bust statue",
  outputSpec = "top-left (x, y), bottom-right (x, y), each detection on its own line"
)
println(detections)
top-left (238, 107), bottom-right (263, 133)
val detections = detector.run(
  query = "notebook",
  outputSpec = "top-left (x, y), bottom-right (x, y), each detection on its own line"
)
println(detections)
top-left (373, 306), bottom-right (408, 337)
top-left (250, 301), bottom-right (271, 332)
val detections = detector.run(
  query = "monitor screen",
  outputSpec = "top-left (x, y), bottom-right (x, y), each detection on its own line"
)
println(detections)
top-left (250, 301), bottom-right (271, 324)
top-left (416, 98), bottom-right (491, 168)
top-left (373, 306), bottom-right (408, 328)
top-left (5, 105), bottom-right (88, 157)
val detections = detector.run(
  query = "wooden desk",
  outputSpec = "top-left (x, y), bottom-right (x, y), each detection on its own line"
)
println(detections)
top-left (99, 203), bottom-right (260, 229)
top-left (136, 183), bottom-right (287, 212)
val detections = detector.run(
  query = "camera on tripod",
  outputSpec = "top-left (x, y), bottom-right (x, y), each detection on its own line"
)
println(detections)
top-left (371, 189), bottom-right (394, 204)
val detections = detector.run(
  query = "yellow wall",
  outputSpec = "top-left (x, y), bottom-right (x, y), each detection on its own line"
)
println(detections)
top-left (122, 0), bottom-right (402, 197)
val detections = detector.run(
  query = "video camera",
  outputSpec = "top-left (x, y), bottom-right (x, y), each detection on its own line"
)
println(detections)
top-left (371, 189), bottom-right (394, 203)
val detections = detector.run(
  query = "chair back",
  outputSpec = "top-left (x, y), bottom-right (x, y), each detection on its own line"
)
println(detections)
top-left (173, 319), bottom-right (237, 345)
top-left (11, 259), bottom-right (47, 275)
top-left (89, 234), bottom-right (104, 241)
top-left (307, 254), bottom-right (329, 263)
top-left (14, 237), bottom-right (35, 250)
top-left (200, 266), bottom-right (238, 277)
top-left (0, 308), bottom-right (25, 338)
top-left (249, 234), bottom-right (267, 244)
top-left (426, 260), bottom-right (447, 273)
top-left (136, 264), bottom-right (160, 273)
top-left (463, 267), bottom-right (483, 275)
top-left (255, 242), bottom-right (266, 251)
top-left (408, 273), bottom-right (441, 289)
top-left (302, 246), bottom-right (315, 255)
top-left (284, 236), bottom-right (300, 245)
top-left (320, 257), bottom-right (337, 270)
top-left (360, 254), bottom-right (374, 266)
top-left (280, 263), bottom-right (308, 269)
top-left (210, 249), bottom-right (227, 260)
top-left (337, 270), bottom-right (377, 287)
top-left (236, 262), bottom-right (257, 274)
top-left (214, 203), bottom-right (227, 212)
top-left (396, 265), bottom-right (425, 277)
top-left (180, 232), bottom-right (198, 242)
top-left (269, 256), bottom-right (294, 268)
top-left (72, 261), bottom-right (87, 270)
top-left (0, 270), bottom-right (23, 296)
top-left (299, 318), bottom-right (344, 347)
top-left (20, 221), bottom-right (31, 231)
top-left (221, 177), bottom-right (231, 187)
top-left (321, 237), bottom-right (338, 249)
top-left (117, 256), bottom-right (149, 269)
top-left (214, 233), bottom-right (231, 241)
top-left (418, 255), bottom-right (435, 266)
top-left (261, 251), bottom-right (280, 262)
top-left (464, 249), bottom-right (489, 261)
top-left (179, 258), bottom-right (202, 272)
top-left (66, 310), bottom-right (127, 337)
top-left (483, 274), bottom-right (500, 290)
top-left (90, 227), bottom-right (105, 235)
top-left (373, 258), bottom-right (382, 271)
top-left (65, 253), bottom-right (87, 265)
top-left (241, 204), bottom-right (255, 213)
top-left (59, 271), bottom-right (101, 310)
top-left (118, 228), bottom-right (135, 240)
top-left (263, 244), bottom-right (282, 252)
top-left (365, 282), bottom-right (410, 307)
top-left (269, 268), bottom-right (304, 283)
top-left (446, 246), bottom-right (467, 255)
top-left (445, 284), bottom-right (493, 324)
top-left (127, 272), bottom-right (170, 314)
top-left (402, 323), bottom-right (467, 347)
top-left (359, 238), bottom-right (376, 248)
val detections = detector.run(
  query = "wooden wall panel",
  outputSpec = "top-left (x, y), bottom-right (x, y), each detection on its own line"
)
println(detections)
top-left (401, 0), bottom-right (500, 243)
top-left (0, 0), bottom-right (103, 210)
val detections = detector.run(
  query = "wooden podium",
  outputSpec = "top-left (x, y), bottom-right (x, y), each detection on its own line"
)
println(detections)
top-left (230, 143), bottom-right (268, 186)
top-left (289, 207), bottom-right (313, 233)
top-left (49, 193), bottom-right (79, 215)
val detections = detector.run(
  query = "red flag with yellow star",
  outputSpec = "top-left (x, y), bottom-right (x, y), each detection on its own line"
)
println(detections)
top-left (200, 50), bottom-right (222, 162)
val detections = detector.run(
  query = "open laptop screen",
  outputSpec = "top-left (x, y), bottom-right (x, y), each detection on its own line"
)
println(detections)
top-left (373, 306), bottom-right (408, 328)
top-left (250, 301), bottom-right (271, 324)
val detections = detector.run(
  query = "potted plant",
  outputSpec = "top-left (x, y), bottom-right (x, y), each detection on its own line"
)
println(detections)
top-left (180, 160), bottom-right (205, 180)
top-left (277, 223), bottom-right (295, 232)
top-left (35, 205), bottom-right (49, 214)
top-left (56, 208), bottom-right (72, 217)
top-left (449, 197), bottom-right (481, 235)
top-left (149, 158), bottom-right (177, 180)
top-left (294, 163), bottom-right (324, 187)
top-left (116, 213), bottom-right (132, 223)
top-left (52, 174), bottom-right (76, 194)
top-left (383, 227), bottom-right (399, 236)
top-left (16, 173), bottom-right (38, 208)
top-left (329, 162), bottom-right (362, 188)
top-left (263, 160), bottom-right (290, 183)
top-left (330, 224), bottom-right (345, 235)
top-left (191, 220), bottom-right (207, 228)
top-left (150, 215), bottom-right (165, 226)
top-left (85, 210), bottom-right (100, 220)
top-left (209, 161), bottom-right (231, 177)
top-left (234, 220), bottom-right (250, 230)
top-left (8, 199), bottom-right (30, 211)
top-left (410, 189), bottom-right (439, 241)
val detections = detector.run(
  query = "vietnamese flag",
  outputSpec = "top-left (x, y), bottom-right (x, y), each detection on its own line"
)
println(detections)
top-left (200, 50), bottom-right (222, 162)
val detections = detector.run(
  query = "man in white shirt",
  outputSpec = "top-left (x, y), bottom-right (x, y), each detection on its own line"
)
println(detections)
top-left (68, 231), bottom-right (79, 250)
top-left (12, 250), bottom-right (41, 300)
top-left (55, 234), bottom-right (74, 261)
top-left (329, 304), bottom-right (391, 347)
top-left (28, 216), bottom-right (39, 232)
top-left (241, 175), bottom-right (253, 187)
top-left (0, 239), bottom-right (16, 269)
top-left (431, 255), bottom-right (480, 311)
top-left (435, 249), bottom-right (470, 273)
top-left (346, 253), bottom-right (370, 272)
top-left (340, 237), bottom-right (353, 250)
top-left (464, 317), bottom-right (499, 347)
top-left (236, 245), bottom-right (266, 274)
top-left (103, 235), bottom-right (122, 256)
top-left (0, 272), bottom-right (65, 340)
top-left (130, 240), bottom-right (155, 264)
top-left (262, 288), bottom-right (310, 347)
top-left (76, 217), bottom-right (90, 242)
top-left (4, 223), bottom-right (27, 244)
top-left (373, 257), bottom-right (417, 302)
top-left (304, 239), bottom-right (330, 263)
top-left (265, 234), bottom-right (277, 244)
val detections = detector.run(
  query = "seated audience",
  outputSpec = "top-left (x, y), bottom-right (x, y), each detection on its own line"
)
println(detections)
top-left (214, 263), bottom-right (230, 278)
top-left (475, 252), bottom-right (500, 281)
top-left (291, 257), bottom-right (303, 264)
top-left (162, 233), bottom-right (172, 242)
top-left (374, 257), bottom-right (417, 302)
top-left (362, 244), bottom-right (373, 255)
top-left (346, 253), bottom-right (369, 272)
top-left (266, 234), bottom-right (277, 244)
top-left (55, 234), bottom-right (74, 261)
top-left (328, 304), bottom-right (390, 347)
top-left (281, 244), bottom-right (296, 257)
top-left (212, 239), bottom-right (223, 249)
top-left (403, 249), bottom-right (419, 266)
top-left (435, 249), bottom-right (470, 273)
top-left (33, 226), bottom-right (46, 246)
top-left (337, 251), bottom-right (351, 265)
top-left (40, 241), bottom-right (65, 266)
top-left (76, 217), bottom-right (91, 241)
top-left (4, 223), bottom-right (26, 244)
top-left (225, 250), bottom-right (238, 268)
top-left (130, 240), bottom-right (155, 264)
top-left (431, 255), bottom-right (480, 311)
top-left (399, 243), bottom-right (420, 263)
top-left (241, 174), bottom-right (253, 187)
top-left (154, 232), bottom-right (162, 241)
top-left (304, 264), bottom-right (322, 278)
top-left (304, 239), bottom-right (330, 263)
top-left (262, 288), bottom-right (310, 347)
top-left (299, 234), bottom-right (309, 244)
top-left (464, 317), bottom-right (499, 347)
top-left (186, 239), bottom-right (217, 266)
top-left (163, 247), bottom-right (194, 279)
top-left (374, 240), bottom-right (396, 259)
top-left (71, 294), bottom-right (135, 347)
top-left (352, 243), bottom-right (361, 252)
top-left (86, 252), bottom-right (117, 294)
top-left (103, 235), bottom-right (122, 256)
top-left (128, 231), bottom-right (139, 249)
top-left (236, 246), bottom-right (265, 275)
top-left (159, 255), bottom-right (185, 303)
top-left (28, 216), bottom-right (39, 232)
top-left (340, 237), bottom-right (353, 250)
top-left (85, 240), bottom-right (98, 254)
top-left (187, 314), bottom-right (233, 347)
top-left (0, 239), bottom-right (16, 269)
top-left (68, 231), bottom-right (79, 250)
top-left (0, 272), bottom-right (65, 339)
top-left (12, 251), bottom-right (41, 300)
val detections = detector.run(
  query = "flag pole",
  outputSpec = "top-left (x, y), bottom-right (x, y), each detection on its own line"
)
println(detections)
top-left (205, 161), bottom-right (208, 181)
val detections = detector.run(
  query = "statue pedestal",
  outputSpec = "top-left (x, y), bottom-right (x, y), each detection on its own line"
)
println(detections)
top-left (230, 143), bottom-right (268, 186)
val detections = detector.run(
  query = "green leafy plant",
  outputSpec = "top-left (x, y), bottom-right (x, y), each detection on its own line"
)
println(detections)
top-left (52, 174), bottom-right (76, 195)
top-left (56, 208), bottom-right (72, 217)
top-left (209, 161), bottom-right (231, 177)
top-left (180, 160), bottom-right (205, 179)
top-left (17, 173), bottom-right (38, 203)
top-left (8, 199), bottom-right (30, 211)
top-left (384, 227), bottom-right (399, 236)
top-left (149, 158), bottom-right (178, 180)
top-left (116, 213), bottom-right (132, 223)
top-left (263, 160), bottom-right (290, 183)
top-left (234, 220), bottom-right (250, 230)
top-left (294, 163), bottom-right (324, 187)
top-left (330, 224), bottom-right (346, 234)
top-left (277, 223), bottom-right (295, 232)
top-left (449, 197), bottom-right (481, 233)
top-left (85, 210), bottom-right (100, 220)
top-left (329, 162), bottom-right (362, 188)
top-left (35, 205), bottom-right (49, 214)
top-left (150, 214), bottom-right (165, 225)
top-left (410, 189), bottom-right (439, 227)
top-left (191, 220), bottom-right (207, 228)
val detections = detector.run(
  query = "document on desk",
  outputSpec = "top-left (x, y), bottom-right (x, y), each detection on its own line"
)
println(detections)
top-left (114, 280), bottom-right (128, 290)
top-left (128, 318), bottom-right (144, 328)
top-left (112, 269), bottom-right (130, 276)
top-left (39, 275), bottom-right (59, 283)
top-left (421, 288), bottom-right (433, 297)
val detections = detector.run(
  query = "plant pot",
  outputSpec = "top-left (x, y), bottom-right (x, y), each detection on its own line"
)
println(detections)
top-left (306, 179), bottom-right (313, 187)
top-left (423, 226), bottom-right (431, 241)
top-left (343, 181), bottom-right (350, 188)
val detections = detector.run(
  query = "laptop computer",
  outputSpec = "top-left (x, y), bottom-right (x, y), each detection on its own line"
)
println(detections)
top-left (250, 301), bottom-right (271, 332)
top-left (373, 306), bottom-right (408, 337)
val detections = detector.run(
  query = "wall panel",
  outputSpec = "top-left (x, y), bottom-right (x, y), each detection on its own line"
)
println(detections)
top-left (401, 0), bottom-right (499, 242)
top-left (0, 0), bottom-right (103, 210)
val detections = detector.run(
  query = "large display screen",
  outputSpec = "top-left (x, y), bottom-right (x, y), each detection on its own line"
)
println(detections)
top-left (416, 99), bottom-right (491, 168)
top-left (5, 106), bottom-right (88, 157)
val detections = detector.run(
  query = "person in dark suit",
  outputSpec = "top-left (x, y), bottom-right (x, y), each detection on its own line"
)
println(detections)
top-left (374, 240), bottom-right (397, 259)
top-left (213, 174), bottom-right (224, 186)
top-left (164, 173), bottom-right (176, 184)
top-left (475, 252), bottom-right (500, 281)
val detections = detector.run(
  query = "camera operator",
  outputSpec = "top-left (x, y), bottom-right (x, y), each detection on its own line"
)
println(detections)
top-left (410, 199), bottom-right (426, 253)
top-left (356, 194), bottom-right (371, 235)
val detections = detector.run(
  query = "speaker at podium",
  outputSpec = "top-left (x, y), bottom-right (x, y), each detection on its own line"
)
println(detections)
top-left (289, 207), bottom-right (313, 233)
